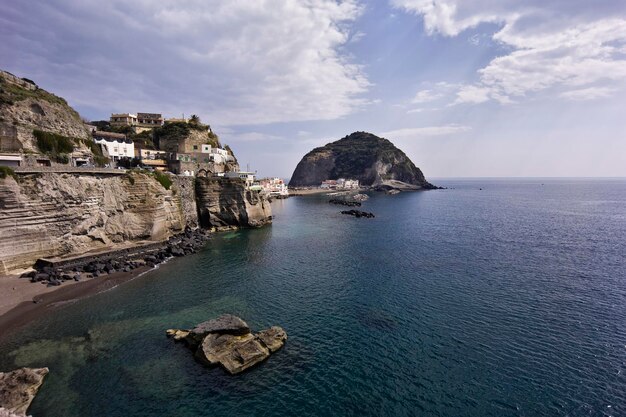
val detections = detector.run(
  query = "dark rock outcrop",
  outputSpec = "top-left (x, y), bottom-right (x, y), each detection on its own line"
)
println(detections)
top-left (341, 210), bottom-right (375, 218)
top-left (0, 367), bottom-right (48, 416)
top-left (289, 131), bottom-right (436, 189)
top-left (167, 315), bottom-right (286, 375)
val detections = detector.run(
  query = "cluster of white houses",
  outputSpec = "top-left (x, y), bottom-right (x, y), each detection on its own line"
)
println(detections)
top-left (320, 178), bottom-right (360, 190)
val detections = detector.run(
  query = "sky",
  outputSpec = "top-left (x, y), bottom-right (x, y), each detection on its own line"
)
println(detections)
top-left (2, 0), bottom-right (626, 178)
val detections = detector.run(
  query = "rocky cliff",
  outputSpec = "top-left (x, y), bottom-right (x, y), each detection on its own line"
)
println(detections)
top-left (0, 172), bottom-right (187, 274)
top-left (0, 172), bottom-right (273, 274)
top-left (0, 70), bottom-right (89, 152)
top-left (289, 131), bottom-right (436, 189)
top-left (195, 177), bottom-right (272, 230)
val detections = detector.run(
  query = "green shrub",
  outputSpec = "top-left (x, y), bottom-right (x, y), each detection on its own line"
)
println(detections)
top-left (33, 129), bottom-right (75, 154)
top-left (153, 170), bottom-right (172, 190)
top-left (0, 166), bottom-right (16, 179)
top-left (127, 174), bottom-right (135, 185)
top-left (93, 155), bottom-right (109, 167)
top-left (55, 154), bottom-right (70, 164)
top-left (84, 139), bottom-right (104, 157)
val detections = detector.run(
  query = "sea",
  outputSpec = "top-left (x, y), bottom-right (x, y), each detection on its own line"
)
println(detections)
top-left (0, 178), bottom-right (625, 417)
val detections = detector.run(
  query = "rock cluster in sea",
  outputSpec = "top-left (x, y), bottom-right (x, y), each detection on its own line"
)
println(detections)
top-left (167, 314), bottom-right (287, 374)
top-left (0, 367), bottom-right (48, 417)
top-left (21, 227), bottom-right (210, 287)
top-left (340, 210), bottom-right (375, 218)
top-left (328, 198), bottom-right (361, 207)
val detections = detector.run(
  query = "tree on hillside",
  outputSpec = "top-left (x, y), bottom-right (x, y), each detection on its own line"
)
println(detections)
top-left (189, 114), bottom-right (200, 125)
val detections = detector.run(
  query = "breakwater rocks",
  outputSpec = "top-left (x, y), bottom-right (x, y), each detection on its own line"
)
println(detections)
top-left (0, 367), bottom-right (48, 416)
top-left (328, 198), bottom-right (361, 207)
top-left (166, 314), bottom-right (287, 374)
top-left (341, 210), bottom-right (375, 219)
top-left (22, 228), bottom-right (209, 287)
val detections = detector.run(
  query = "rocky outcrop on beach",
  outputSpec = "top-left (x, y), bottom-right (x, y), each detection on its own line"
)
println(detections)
top-left (167, 314), bottom-right (287, 374)
top-left (0, 367), bottom-right (48, 416)
top-left (289, 131), bottom-right (436, 189)
top-left (195, 177), bottom-right (272, 230)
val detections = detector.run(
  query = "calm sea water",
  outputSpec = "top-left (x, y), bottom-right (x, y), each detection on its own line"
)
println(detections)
top-left (1, 178), bottom-right (625, 417)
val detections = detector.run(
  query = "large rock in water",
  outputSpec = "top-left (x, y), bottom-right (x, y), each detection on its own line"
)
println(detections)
top-left (167, 316), bottom-right (287, 375)
top-left (289, 131), bottom-right (436, 189)
top-left (0, 367), bottom-right (48, 416)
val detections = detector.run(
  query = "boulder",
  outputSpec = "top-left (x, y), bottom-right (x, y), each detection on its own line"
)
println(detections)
top-left (196, 333), bottom-right (270, 374)
top-left (0, 367), bottom-right (48, 416)
top-left (189, 314), bottom-right (250, 340)
top-left (168, 316), bottom-right (286, 375)
top-left (165, 329), bottom-right (190, 342)
top-left (256, 326), bottom-right (288, 353)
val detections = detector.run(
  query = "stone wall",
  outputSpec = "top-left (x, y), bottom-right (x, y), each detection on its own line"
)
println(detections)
top-left (170, 176), bottom-right (199, 229)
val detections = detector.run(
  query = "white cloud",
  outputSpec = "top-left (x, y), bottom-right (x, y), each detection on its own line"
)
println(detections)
top-left (560, 87), bottom-right (616, 101)
top-left (382, 125), bottom-right (471, 138)
top-left (453, 85), bottom-right (490, 104)
top-left (392, 0), bottom-right (626, 104)
top-left (412, 89), bottom-right (443, 104)
top-left (2, 0), bottom-right (370, 125)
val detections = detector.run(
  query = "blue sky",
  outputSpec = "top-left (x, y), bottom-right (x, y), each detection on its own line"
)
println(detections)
top-left (2, 0), bottom-right (625, 178)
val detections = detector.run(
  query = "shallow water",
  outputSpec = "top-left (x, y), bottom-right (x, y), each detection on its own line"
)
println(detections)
top-left (1, 178), bottom-right (625, 417)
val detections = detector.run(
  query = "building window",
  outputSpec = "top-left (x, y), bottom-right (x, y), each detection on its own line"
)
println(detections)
top-left (193, 145), bottom-right (198, 150)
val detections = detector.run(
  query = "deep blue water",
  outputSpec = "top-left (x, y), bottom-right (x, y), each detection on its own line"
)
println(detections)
top-left (1, 178), bottom-right (625, 417)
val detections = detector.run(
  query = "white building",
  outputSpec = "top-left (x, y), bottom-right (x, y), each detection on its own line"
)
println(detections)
top-left (92, 131), bottom-right (134, 161)
top-left (224, 171), bottom-right (256, 187)
top-left (260, 177), bottom-right (289, 197)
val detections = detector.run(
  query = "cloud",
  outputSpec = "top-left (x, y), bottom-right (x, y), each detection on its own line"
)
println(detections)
top-left (560, 87), bottom-right (616, 101)
top-left (412, 89), bottom-right (443, 104)
top-left (381, 125), bottom-right (471, 138)
top-left (392, 0), bottom-right (626, 104)
top-left (1, 0), bottom-right (370, 125)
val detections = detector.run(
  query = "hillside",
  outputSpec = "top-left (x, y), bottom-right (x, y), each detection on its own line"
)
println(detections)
top-left (289, 131), bottom-right (436, 189)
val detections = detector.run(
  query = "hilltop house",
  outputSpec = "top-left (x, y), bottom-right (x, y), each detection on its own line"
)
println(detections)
top-left (110, 112), bottom-right (164, 133)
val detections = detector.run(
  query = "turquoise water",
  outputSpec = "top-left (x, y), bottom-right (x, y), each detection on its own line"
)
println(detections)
top-left (1, 178), bottom-right (625, 416)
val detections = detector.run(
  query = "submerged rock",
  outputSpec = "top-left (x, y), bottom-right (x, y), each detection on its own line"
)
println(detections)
top-left (167, 315), bottom-right (286, 375)
top-left (341, 210), bottom-right (375, 218)
top-left (0, 367), bottom-right (48, 416)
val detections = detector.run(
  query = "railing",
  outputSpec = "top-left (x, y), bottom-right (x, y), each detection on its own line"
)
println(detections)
top-left (13, 166), bottom-right (127, 175)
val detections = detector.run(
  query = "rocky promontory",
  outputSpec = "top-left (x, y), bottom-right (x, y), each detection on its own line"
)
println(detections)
top-left (167, 314), bottom-right (287, 374)
top-left (0, 367), bottom-right (48, 416)
top-left (289, 131), bottom-right (436, 190)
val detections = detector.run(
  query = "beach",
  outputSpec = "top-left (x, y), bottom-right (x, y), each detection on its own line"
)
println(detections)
top-left (0, 266), bottom-right (151, 340)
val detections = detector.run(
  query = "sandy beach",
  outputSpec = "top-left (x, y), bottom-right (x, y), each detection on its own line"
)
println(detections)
top-left (288, 188), bottom-right (330, 196)
top-left (0, 266), bottom-right (151, 340)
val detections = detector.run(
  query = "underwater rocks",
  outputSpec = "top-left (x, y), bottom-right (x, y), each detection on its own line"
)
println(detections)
top-left (340, 210), bottom-right (375, 218)
top-left (0, 367), bottom-right (48, 416)
top-left (328, 199), bottom-right (361, 207)
top-left (167, 315), bottom-right (286, 375)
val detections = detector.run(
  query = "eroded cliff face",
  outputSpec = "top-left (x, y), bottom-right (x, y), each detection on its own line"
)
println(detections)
top-left (0, 72), bottom-right (89, 152)
top-left (0, 172), bottom-right (185, 274)
top-left (289, 131), bottom-right (436, 189)
top-left (195, 177), bottom-right (272, 230)
top-left (0, 172), bottom-right (273, 274)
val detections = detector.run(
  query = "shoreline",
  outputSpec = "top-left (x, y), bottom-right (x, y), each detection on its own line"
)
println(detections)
top-left (0, 265), bottom-right (153, 341)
